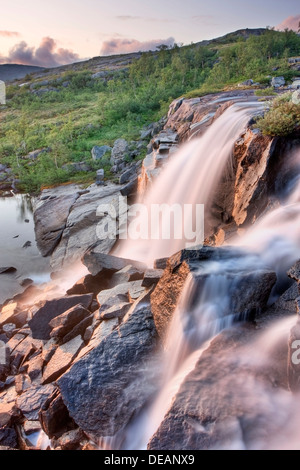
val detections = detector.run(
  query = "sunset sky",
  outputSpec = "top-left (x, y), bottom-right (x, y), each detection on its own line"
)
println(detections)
top-left (0, 0), bottom-right (299, 67)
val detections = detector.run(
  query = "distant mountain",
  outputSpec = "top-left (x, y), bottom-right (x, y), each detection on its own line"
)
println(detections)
top-left (0, 64), bottom-right (44, 82)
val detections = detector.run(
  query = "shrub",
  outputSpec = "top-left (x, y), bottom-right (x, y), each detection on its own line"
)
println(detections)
top-left (255, 87), bottom-right (276, 96)
top-left (256, 93), bottom-right (300, 136)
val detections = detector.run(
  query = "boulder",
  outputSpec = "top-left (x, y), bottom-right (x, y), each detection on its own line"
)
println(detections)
top-left (291, 80), bottom-right (300, 90)
top-left (39, 389), bottom-right (70, 438)
top-left (34, 192), bottom-right (80, 257)
top-left (142, 269), bottom-right (164, 287)
top-left (97, 281), bottom-right (145, 308)
top-left (49, 304), bottom-right (91, 340)
top-left (238, 79), bottom-right (254, 87)
top-left (42, 335), bottom-right (84, 384)
top-left (58, 300), bottom-right (158, 438)
top-left (0, 303), bottom-right (20, 328)
top-left (120, 177), bottom-right (138, 197)
top-left (82, 250), bottom-right (147, 277)
top-left (271, 76), bottom-right (285, 88)
top-left (16, 384), bottom-right (55, 420)
top-left (91, 145), bottom-right (111, 161)
top-left (119, 167), bottom-right (136, 185)
top-left (62, 315), bottom-right (93, 344)
top-left (99, 303), bottom-right (132, 320)
top-left (292, 90), bottom-right (300, 105)
top-left (66, 272), bottom-right (111, 296)
top-left (110, 265), bottom-right (144, 286)
top-left (28, 294), bottom-right (93, 340)
top-left (110, 139), bottom-right (129, 165)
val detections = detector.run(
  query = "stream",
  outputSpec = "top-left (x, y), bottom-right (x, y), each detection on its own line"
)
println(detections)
top-left (0, 194), bottom-right (50, 304)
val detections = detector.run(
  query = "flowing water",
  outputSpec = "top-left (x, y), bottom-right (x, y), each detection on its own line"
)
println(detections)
top-left (117, 102), bottom-right (263, 264)
top-left (103, 104), bottom-right (300, 449)
top-left (0, 194), bottom-right (50, 304)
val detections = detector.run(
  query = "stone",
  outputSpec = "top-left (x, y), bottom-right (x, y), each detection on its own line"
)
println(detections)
top-left (49, 304), bottom-right (91, 339)
top-left (42, 336), bottom-right (83, 384)
top-left (0, 267), bottom-right (17, 274)
top-left (119, 167), bottom-right (136, 185)
top-left (292, 90), bottom-right (300, 105)
top-left (27, 354), bottom-right (44, 382)
top-left (24, 148), bottom-right (50, 161)
top-left (23, 420), bottom-right (41, 435)
top-left (91, 145), bottom-right (111, 161)
top-left (55, 428), bottom-right (85, 450)
top-left (291, 80), bottom-right (300, 90)
top-left (82, 251), bottom-right (146, 277)
top-left (16, 384), bottom-right (55, 420)
top-left (97, 281), bottom-right (144, 308)
top-left (66, 272), bottom-right (110, 296)
top-left (271, 76), bottom-right (285, 88)
top-left (62, 315), bottom-right (93, 344)
top-left (28, 294), bottom-right (93, 340)
top-left (0, 428), bottom-right (18, 449)
top-left (110, 138), bottom-right (129, 165)
top-left (238, 79), bottom-right (254, 87)
top-left (99, 303), bottom-right (132, 320)
top-left (0, 304), bottom-right (20, 329)
top-left (58, 303), bottom-right (158, 438)
top-left (110, 265), bottom-right (144, 286)
top-left (154, 258), bottom-right (168, 270)
top-left (34, 192), bottom-right (80, 257)
top-left (142, 269), bottom-right (164, 287)
top-left (0, 402), bottom-right (15, 428)
top-left (78, 318), bottom-right (119, 360)
top-left (15, 375), bottom-right (30, 395)
top-left (120, 177), bottom-right (138, 197)
top-left (96, 169), bottom-right (105, 185)
top-left (39, 389), bottom-right (70, 438)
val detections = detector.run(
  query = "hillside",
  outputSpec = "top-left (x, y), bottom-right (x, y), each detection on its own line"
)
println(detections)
top-left (0, 27), bottom-right (299, 193)
top-left (0, 64), bottom-right (44, 82)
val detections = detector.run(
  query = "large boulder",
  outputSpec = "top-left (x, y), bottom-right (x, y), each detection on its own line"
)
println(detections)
top-left (151, 247), bottom-right (277, 339)
top-left (34, 190), bottom-right (80, 257)
top-left (58, 297), bottom-right (158, 438)
top-left (91, 145), bottom-right (111, 161)
top-left (110, 139), bottom-right (129, 166)
top-left (28, 294), bottom-right (93, 340)
top-left (271, 76), bottom-right (285, 88)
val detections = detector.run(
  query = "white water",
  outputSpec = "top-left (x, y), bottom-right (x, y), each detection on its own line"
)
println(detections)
top-left (117, 102), bottom-right (263, 265)
top-left (108, 106), bottom-right (300, 450)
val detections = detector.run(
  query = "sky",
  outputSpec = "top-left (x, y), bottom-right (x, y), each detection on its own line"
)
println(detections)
top-left (0, 0), bottom-right (299, 67)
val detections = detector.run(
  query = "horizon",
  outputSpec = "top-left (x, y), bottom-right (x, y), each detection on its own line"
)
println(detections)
top-left (0, 0), bottom-right (299, 68)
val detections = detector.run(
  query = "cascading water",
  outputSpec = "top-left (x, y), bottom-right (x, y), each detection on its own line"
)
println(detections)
top-left (102, 104), bottom-right (300, 450)
top-left (117, 102), bottom-right (263, 265)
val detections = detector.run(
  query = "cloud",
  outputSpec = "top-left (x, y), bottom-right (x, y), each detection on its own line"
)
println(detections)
top-left (0, 37), bottom-right (80, 67)
top-left (116, 15), bottom-right (142, 21)
top-left (100, 36), bottom-right (175, 55)
top-left (277, 15), bottom-right (300, 32)
top-left (0, 31), bottom-right (20, 37)
top-left (115, 15), bottom-right (176, 23)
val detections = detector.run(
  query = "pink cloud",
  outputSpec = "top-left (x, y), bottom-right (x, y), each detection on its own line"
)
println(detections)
top-left (277, 15), bottom-right (300, 32)
top-left (0, 37), bottom-right (80, 67)
top-left (0, 31), bottom-right (20, 37)
top-left (100, 36), bottom-right (175, 55)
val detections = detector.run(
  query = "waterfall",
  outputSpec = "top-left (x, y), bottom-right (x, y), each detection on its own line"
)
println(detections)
top-left (116, 102), bottom-right (263, 265)
top-left (102, 106), bottom-right (300, 450)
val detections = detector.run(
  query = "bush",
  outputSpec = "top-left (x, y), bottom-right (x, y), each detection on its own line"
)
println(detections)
top-left (256, 93), bottom-right (300, 136)
top-left (255, 87), bottom-right (276, 96)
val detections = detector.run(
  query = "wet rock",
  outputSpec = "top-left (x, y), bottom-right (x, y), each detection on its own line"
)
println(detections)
top-left (142, 269), bottom-right (164, 287)
top-left (16, 384), bottom-right (55, 420)
top-left (28, 294), bottom-right (93, 340)
top-left (54, 428), bottom-right (85, 450)
top-left (49, 304), bottom-right (91, 340)
top-left (82, 251), bottom-right (147, 277)
top-left (151, 247), bottom-right (277, 339)
top-left (58, 300), bottom-right (158, 438)
top-left (120, 177), bottom-right (138, 197)
top-left (0, 428), bottom-right (18, 448)
top-left (23, 420), bottom-right (41, 435)
top-left (39, 389), bottom-right (70, 438)
top-left (42, 336), bottom-right (84, 384)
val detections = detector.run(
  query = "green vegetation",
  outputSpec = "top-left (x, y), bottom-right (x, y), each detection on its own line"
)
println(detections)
top-left (254, 87), bottom-right (277, 97)
top-left (256, 93), bottom-right (300, 136)
top-left (0, 28), bottom-right (299, 192)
